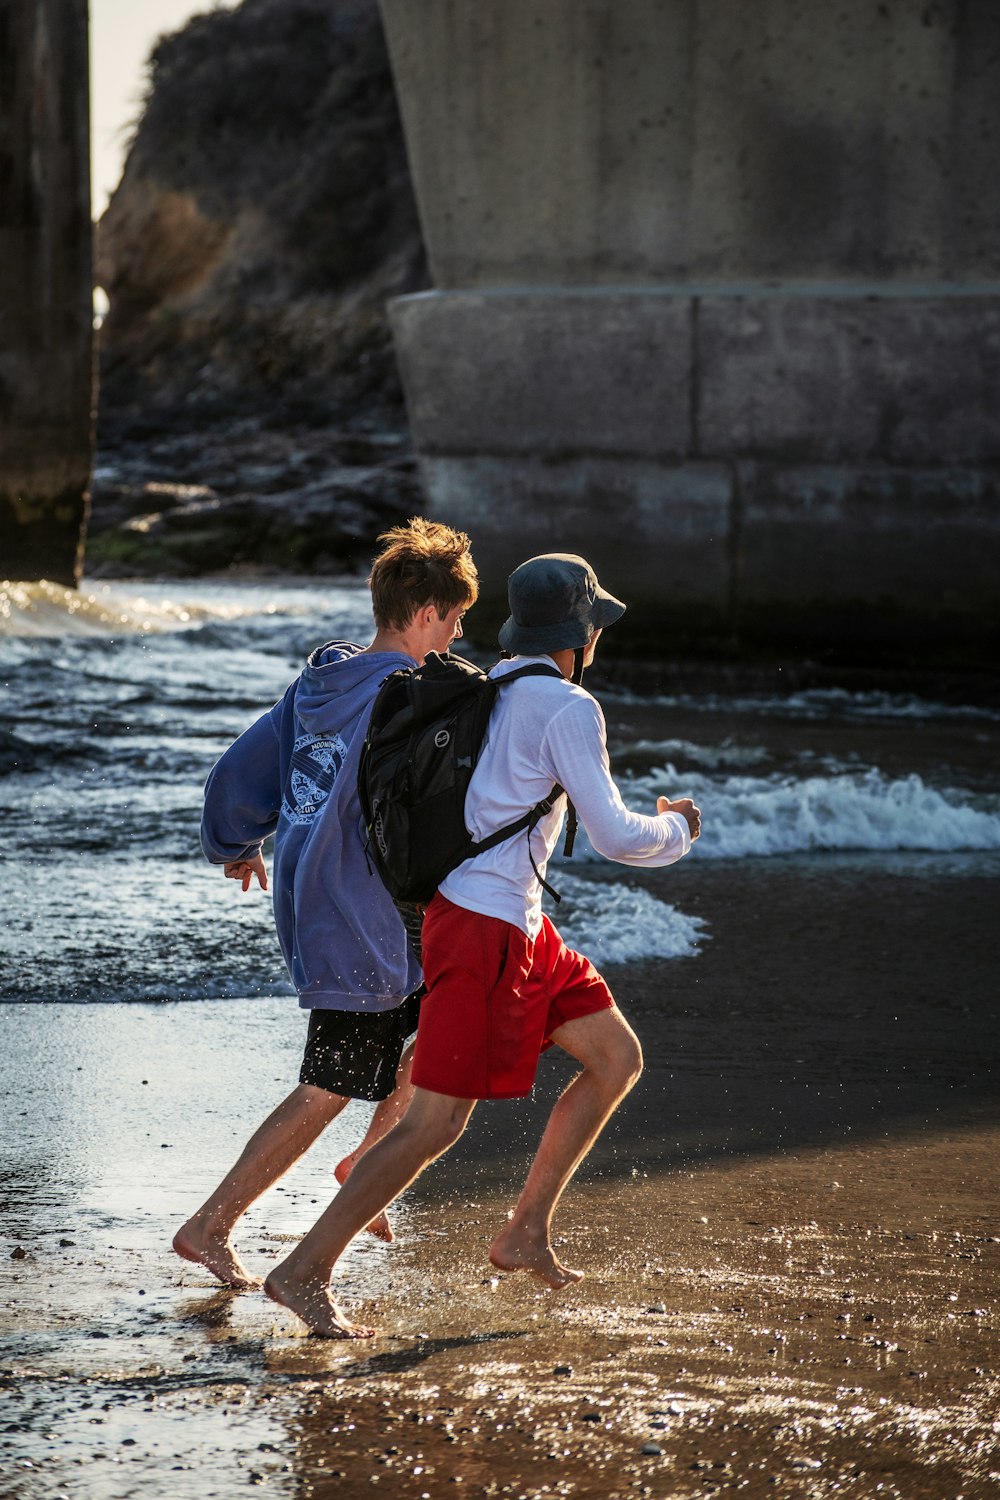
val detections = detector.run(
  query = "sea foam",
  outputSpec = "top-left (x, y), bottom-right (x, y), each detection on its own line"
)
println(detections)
top-left (615, 767), bottom-right (1000, 858)
top-left (0, 579), bottom-right (207, 637)
top-left (553, 875), bottom-right (708, 963)
top-left (0, 578), bottom-right (374, 641)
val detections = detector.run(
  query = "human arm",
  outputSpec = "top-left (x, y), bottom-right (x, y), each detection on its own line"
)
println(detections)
top-left (201, 701), bottom-right (284, 867)
top-left (544, 697), bottom-right (699, 867)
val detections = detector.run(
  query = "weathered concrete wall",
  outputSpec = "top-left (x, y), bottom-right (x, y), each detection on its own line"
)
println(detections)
top-left (392, 287), bottom-right (1000, 648)
top-left (0, 0), bottom-right (93, 585)
top-left (381, 0), bottom-right (1000, 288)
top-left (380, 0), bottom-right (1000, 657)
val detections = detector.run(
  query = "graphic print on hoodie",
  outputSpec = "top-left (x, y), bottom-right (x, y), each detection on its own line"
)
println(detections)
top-left (201, 641), bottom-right (421, 1012)
top-left (282, 731), bottom-right (348, 825)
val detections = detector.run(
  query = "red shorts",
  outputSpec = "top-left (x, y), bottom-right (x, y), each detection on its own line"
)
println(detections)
top-left (411, 893), bottom-right (615, 1099)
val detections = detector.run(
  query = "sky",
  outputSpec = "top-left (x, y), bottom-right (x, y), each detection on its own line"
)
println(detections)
top-left (89, 0), bottom-right (238, 216)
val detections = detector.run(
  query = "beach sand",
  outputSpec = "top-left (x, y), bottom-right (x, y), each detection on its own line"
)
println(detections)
top-left (2, 855), bottom-right (997, 1499)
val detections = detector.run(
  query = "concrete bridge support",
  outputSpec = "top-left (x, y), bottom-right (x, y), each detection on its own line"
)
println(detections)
top-left (379, 0), bottom-right (1000, 657)
top-left (0, 0), bottom-right (93, 586)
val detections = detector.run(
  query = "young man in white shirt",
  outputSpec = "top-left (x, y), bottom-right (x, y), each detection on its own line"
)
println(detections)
top-left (263, 553), bottom-right (701, 1338)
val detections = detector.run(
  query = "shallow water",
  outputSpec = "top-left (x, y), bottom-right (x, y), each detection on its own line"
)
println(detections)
top-left (1, 992), bottom-right (996, 1499)
top-left (3, 576), bottom-right (998, 998)
top-left (1, 577), bottom-right (998, 1497)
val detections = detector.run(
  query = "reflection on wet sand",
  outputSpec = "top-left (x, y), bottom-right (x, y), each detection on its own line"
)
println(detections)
top-left (2, 927), bottom-right (997, 1498)
top-left (266, 1146), bottom-right (998, 1499)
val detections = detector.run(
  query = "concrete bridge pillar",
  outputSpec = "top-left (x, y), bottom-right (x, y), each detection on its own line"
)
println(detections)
top-left (0, 0), bottom-right (93, 586)
top-left (379, 0), bottom-right (1000, 656)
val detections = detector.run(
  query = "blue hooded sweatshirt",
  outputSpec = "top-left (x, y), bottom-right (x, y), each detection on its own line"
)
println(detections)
top-left (201, 641), bottom-right (421, 1010)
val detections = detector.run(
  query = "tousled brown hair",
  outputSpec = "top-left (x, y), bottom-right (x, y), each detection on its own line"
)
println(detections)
top-left (369, 517), bottom-right (479, 631)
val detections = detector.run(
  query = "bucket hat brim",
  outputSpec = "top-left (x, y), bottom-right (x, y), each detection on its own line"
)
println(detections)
top-left (498, 554), bottom-right (626, 656)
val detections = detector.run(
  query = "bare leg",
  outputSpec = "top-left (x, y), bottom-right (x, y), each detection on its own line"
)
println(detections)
top-left (489, 1007), bottom-right (643, 1288)
top-left (173, 1083), bottom-right (348, 1288)
top-left (334, 1041), bottom-right (416, 1242)
top-left (265, 1088), bottom-right (475, 1337)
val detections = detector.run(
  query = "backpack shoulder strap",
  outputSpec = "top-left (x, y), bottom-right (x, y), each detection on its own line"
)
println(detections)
top-left (493, 661), bottom-right (580, 870)
top-left (493, 662), bottom-right (564, 686)
top-left (464, 783), bottom-right (566, 902)
top-left (466, 660), bottom-right (582, 901)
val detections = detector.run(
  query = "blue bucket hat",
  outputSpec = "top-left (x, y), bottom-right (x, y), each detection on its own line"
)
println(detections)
top-left (498, 553), bottom-right (626, 656)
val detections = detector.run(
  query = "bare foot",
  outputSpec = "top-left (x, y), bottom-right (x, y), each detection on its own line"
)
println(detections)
top-left (488, 1225), bottom-right (584, 1290)
top-left (264, 1269), bottom-right (376, 1339)
top-left (334, 1156), bottom-right (393, 1242)
top-left (172, 1221), bottom-right (262, 1291)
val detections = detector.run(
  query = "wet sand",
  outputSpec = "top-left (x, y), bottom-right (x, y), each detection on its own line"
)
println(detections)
top-left (2, 856), bottom-right (998, 1498)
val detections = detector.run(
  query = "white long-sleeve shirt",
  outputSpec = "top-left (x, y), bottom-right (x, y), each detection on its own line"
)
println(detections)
top-left (438, 656), bottom-right (691, 938)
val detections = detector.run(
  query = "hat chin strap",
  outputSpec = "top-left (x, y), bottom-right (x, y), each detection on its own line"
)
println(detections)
top-left (558, 646), bottom-right (585, 857)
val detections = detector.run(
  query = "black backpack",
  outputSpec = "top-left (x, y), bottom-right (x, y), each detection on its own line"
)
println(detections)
top-left (358, 651), bottom-right (576, 905)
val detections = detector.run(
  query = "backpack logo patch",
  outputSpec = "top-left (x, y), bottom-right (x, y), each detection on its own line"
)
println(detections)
top-left (281, 732), bottom-right (348, 825)
top-left (373, 808), bottom-right (389, 857)
top-left (434, 729), bottom-right (451, 748)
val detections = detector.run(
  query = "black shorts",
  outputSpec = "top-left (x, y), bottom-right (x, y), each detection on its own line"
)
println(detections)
top-left (298, 990), bottom-right (423, 1102)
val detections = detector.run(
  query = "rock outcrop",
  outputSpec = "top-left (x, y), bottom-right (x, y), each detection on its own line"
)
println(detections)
top-left (92, 0), bottom-right (428, 575)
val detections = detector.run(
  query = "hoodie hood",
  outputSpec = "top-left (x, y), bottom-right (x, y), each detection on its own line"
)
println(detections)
top-left (295, 641), bottom-right (416, 736)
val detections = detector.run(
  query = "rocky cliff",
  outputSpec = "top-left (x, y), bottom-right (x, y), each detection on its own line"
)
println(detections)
top-left (91, 0), bottom-right (428, 576)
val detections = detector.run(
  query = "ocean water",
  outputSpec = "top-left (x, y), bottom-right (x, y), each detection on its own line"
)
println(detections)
top-left (2, 577), bottom-right (998, 1002)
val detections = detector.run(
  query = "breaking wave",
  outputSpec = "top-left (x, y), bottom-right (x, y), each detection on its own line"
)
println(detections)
top-left (0, 577), bottom-right (373, 641)
top-left (616, 767), bottom-right (1000, 858)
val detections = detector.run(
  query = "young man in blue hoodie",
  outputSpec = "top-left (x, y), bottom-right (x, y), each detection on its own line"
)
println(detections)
top-left (173, 518), bottom-right (478, 1288)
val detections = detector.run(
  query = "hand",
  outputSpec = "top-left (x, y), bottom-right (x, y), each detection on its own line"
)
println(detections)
top-left (223, 853), bottom-right (268, 891)
top-left (658, 795), bottom-right (701, 841)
